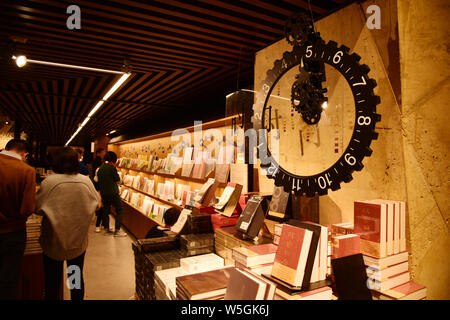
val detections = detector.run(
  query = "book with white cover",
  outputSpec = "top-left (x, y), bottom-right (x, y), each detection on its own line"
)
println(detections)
top-left (171, 209), bottom-right (191, 233)
top-left (180, 253), bottom-right (224, 273)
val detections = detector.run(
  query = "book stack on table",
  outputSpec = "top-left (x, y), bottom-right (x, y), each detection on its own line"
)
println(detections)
top-left (155, 253), bottom-right (224, 300)
top-left (187, 212), bottom-right (213, 234)
top-left (232, 243), bottom-right (278, 275)
top-left (354, 200), bottom-right (426, 299)
top-left (180, 233), bottom-right (215, 257)
top-left (132, 232), bottom-right (181, 300)
top-left (214, 226), bottom-right (272, 266)
top-left (142, 249), bottom-right (182, 300)
top-left (25, 214), bottom-right (42, 255)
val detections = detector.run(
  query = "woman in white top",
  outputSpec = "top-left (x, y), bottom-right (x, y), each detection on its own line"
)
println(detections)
top-left (36, 147), bottom-right (100, 300)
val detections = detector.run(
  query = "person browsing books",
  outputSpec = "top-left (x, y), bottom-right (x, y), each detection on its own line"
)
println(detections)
top-left (35, 147), bottom-right (101, 300)
top-left (97, 151), bottom-right (127, 237)
top-left (0, 139), bottom-right (36, 299)
top-left (145, 208), bottom-right (180, 238)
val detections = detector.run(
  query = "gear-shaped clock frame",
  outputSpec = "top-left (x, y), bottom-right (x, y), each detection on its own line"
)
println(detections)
top-left (252, 37), bottom-right (381, 197)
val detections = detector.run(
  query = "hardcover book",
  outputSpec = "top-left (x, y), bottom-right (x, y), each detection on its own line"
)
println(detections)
top-left (267, 186), bottom-right (291, 220)
top-left (367, 271), bottom-right (410, 291)
top-left (362, 251), bottom-right (409, 269)
top-left (274, 286), bottom-right (332, 300)
top-left (232, 243), bottom-right (278, 267)
top-left (271, 224), bottom-right (313, 287)
top-left (176, 267), bottom-right (233, 300)
top-left (331, 253), bottom-right (373, 300)
top-left (180, 233), bottom-right (215, 249)
top-left (375, 281), bottom-right (426, 300)
top-left (216, 183), bottom-right (243, 217)
top-left (354, 201), bottom-right (388, 258)
top-left (332, 234), bottom-right (361, 259)
top-left (224, 268), bottom-right (271, 300)
top-left (366, 261), bottom-right (409, 281)
top-left (235, 195), bottom-right (267, 239)
top-left (286, 220), bottom-right (321, 286)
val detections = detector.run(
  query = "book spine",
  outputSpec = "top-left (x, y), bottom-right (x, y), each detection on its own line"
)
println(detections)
top-left (387, 203), bottom-right (393, 256)
top-left (400, 202), bottom-right (406, 252)
top-left (394, 202), bottom-right (400, 254)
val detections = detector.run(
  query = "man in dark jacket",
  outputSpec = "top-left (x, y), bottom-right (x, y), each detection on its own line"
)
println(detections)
top-left (97, 151), bottom-right (127, 237)
top-left (0, 139), bottom-right (36, 299)
top-left (75, 149), bottom-right (89, 176)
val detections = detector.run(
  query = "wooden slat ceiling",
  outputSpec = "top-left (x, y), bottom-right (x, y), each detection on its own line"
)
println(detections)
top-left (0, 0), bottom-right (355, 145)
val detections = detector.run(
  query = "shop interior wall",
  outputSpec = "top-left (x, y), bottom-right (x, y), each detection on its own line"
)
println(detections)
top-left (254, 0), bottom-right (449, 299)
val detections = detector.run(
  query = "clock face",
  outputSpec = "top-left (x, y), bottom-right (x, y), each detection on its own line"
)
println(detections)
top-left (252, 38), bottom-right (381, 197)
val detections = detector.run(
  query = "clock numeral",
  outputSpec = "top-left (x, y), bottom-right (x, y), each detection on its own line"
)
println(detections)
top-left (306, 45), bottom-right (313, 58)
top-left (352, 76), bottom-right (367, 86)
top-left (267, 162), bottom-right (279, 177)
top-left (318, 174), bottom-right (332, 190)
top-left (263, 84), bottom-right (270, 93)
top-left (333, 51), bottom-right (343, 64)
top-left (344, 153), bottom-right (356, 166)
top-left (254, 112), bottom-right (261, 120)
top-left (281, 59), bottom-right (288, 69)
top-left (357, 116), bottom-right (371, 126)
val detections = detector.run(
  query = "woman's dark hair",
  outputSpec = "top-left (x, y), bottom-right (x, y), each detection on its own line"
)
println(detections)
top-left (163, 208), bottom-right (181, 226)
top-left (52, 147), bottom-right (80, 174)
top-left (104, 151), bottom-right (117, 163)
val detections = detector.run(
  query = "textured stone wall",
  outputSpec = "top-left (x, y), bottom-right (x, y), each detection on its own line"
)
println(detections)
top-left (255, 0), bottom-right (449, 299)
top-left (398, 0), bottom-right (450, 300)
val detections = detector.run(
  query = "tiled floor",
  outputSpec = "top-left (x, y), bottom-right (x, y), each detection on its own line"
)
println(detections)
top-left (64, 217), bottom-right (136, 300)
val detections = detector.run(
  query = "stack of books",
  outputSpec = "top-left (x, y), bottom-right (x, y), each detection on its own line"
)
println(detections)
top-left (154, 267), bottom-right (184, 300)
top-left (154, 254), bottom-right (225, 300)
top-left (354, 200), bottom-right (426, 299)
top-left (142, 250), bottom-right (182, 300)
top-left (232, 243), bottom-right (278, 275)
top-left (331, 222), bottom-right (354, 235)
top-left (225, 268), bottom-right (277, 300)
top-left (180, 233), bottom-right (215, 257)
top-left (176, 267), bottom-right (233, 300)
top-left (187, 213), bottom-right (213, 234)
top-left (25, 214), bottom-right (42, 255)
top-left (132, 238), bottom-right (182, 300)
top-left (214, 226), bottom-right (272, 266)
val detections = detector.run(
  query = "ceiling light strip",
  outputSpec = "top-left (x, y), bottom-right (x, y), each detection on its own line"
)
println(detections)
top-left (65, 73), bottom-right (131, 146)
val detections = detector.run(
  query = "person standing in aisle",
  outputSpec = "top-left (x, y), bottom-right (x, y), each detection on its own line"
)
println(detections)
top-left (91, 148), bottom-right (105, 232)
top-left (0, 139), bottom-right (36, 299)
top-left (76, 149), bottom-right (89, 176)
top-left (97, 151), bottom-right (127, 237)
top-left (90, 148), bottom-right (105, 181)
top-left (35, 147), bottom-right (100, 300)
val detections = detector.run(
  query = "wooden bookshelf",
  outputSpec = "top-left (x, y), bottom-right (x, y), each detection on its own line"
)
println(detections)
top-left (121, 197), bottom-right (165, 227)
top-left (117, 166), bottom-right (217, 185)
top-left (123, 185), bottom-right (184, 211)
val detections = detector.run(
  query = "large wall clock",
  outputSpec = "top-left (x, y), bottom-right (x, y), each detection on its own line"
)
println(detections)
top-left (252, 15), bottom-right (380, 197)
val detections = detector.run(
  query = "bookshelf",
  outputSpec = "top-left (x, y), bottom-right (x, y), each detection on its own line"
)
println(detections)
top-left (109, 116), bottom-right (241, 239)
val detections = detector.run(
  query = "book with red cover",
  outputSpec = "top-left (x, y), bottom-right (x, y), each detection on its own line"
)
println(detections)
top-left (211, 214), bottom-right (239, 229)
top-left (376, 281), bottom-right (426, 300)
top-left (271, 224), bottom-right (313, 287)
top-left (354, 201), bottom-right (387, 258)
top-left (332, 234), bottom-right (361, 259)
top-left (286, 220), bottom-right (320, 288)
